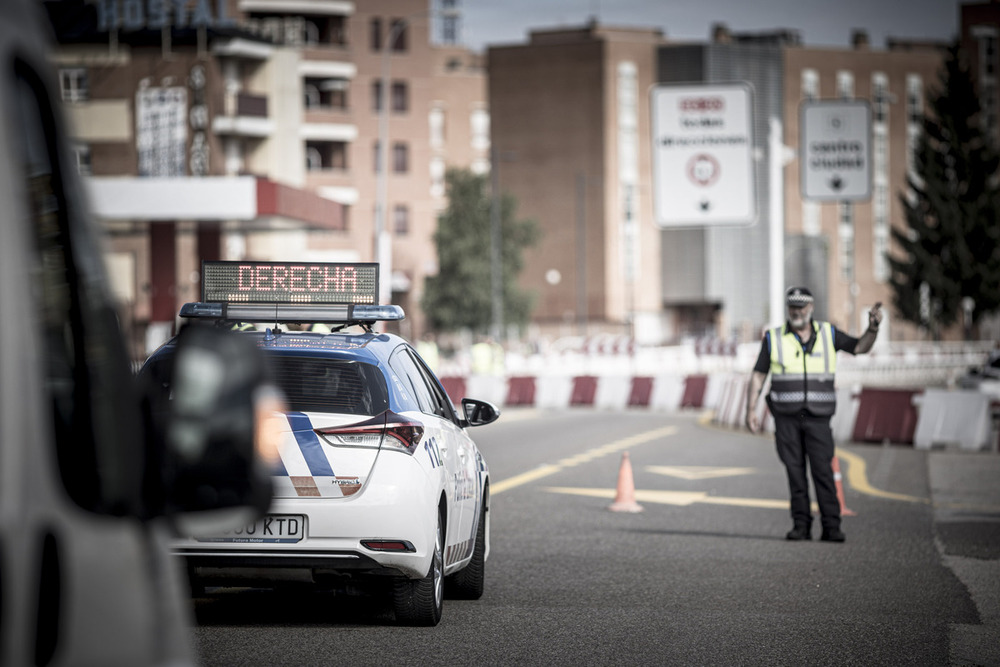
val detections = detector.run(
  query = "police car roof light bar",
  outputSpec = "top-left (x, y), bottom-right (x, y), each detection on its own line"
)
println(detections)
top-left (179, 302), bottom-right (404, 324)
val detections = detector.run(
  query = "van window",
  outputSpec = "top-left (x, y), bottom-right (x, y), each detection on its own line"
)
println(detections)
top-left (11, 60), bottom-right (142, 516)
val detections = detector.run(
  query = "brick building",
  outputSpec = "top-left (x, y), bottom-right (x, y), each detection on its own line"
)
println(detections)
top-left (489, 20), bottom-right (956, 344)
top-left (47, 0), bottom-right (487, 356)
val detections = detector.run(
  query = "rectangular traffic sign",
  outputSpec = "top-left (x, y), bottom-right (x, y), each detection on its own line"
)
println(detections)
top-left (801, 100), bottom-right (872, 201)
top-left (651, 83), bottom-right (756, 227)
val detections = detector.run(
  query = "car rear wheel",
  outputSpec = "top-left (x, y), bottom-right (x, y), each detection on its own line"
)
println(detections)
top-left (392, 511), bottom-right (444, 626)
top-left (446, 499), bottom-right (486, 600)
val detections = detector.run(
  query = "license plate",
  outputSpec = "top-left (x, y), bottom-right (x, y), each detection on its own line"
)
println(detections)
top-left (195, 514), bottom-right (305, 544)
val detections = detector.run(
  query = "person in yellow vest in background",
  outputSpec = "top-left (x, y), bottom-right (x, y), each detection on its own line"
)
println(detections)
top-left (471, 337), bottom-right (504, 376)
top-left (745, 287), bottom-right (882, 543)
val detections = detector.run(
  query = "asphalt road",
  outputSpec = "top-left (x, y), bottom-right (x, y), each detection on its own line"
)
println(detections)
top-left (191, 410), bottom-right (983, 666)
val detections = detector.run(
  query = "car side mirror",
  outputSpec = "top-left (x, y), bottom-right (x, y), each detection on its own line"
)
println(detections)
top-left (141, 324), bottom-right (278, 535)
top-left (462, 398), bottom-right (500, 427)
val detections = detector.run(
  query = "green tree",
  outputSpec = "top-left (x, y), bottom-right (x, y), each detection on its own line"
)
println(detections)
top-left (889, 42), bottom-right (1000, 337)
top-left (422, 168), bottom-right (540, 334)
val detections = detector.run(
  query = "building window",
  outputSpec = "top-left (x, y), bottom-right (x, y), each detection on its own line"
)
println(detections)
top-left (802, 200), bottom-right (820, 236)
top-left (71, 143), bottom-right (91, 175)
top-left (373, 140), bottom-right (381, 173)
top-left (872, 72), bottom-right (888, 124)
top-left (370, 17), bottom-right (382, 51)
top-left (305, 141), bottom-right (347, 171)
top-left (304, 77), bottom-right (349, 111)
top-left (306, 146), bottom-right (322, 171)
top-left (836, 70), bottom-right (854, 100)
top-left (977, 27), bottom-right (997, 77)
top-left (302, 20), bottom-right (320, 45)
top-left (430, 157), bottom-right (445, 197)
top-left (390, 19), bottom-right (407, 52)
top-left (801, 69), bottom-right (818, 101)
top-left (393, 204), bottom-right (409, 234)
top-left (873, 130), bottom-right (889, 186)
top-left (391, 81), bottom-right (408, 112)
top-left (839, 202), bottom-right (854, 282)
top-left (906, 74), bottom-right (923, 179)
top-left (873, 184), bottom-right (890, 282)
top-left (59, 68), bottom-right (88, 102)
top-left (392, 142), bottom-right (408, 173)
top-left (975, 26), bottom-right (999, 135)
top-left (906, 74), bottom-right (923, 125)
top-left (372, 80), bottom-right (383, 112)
top-left (429, 107), bottom-right (445, 149)
top-left (471, 107), bottom-right (489, 151)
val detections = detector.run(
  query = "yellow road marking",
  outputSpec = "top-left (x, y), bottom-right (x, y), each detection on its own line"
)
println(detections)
top-left (493, 424), bottom-right (972, 510)
top-left (491, 425), bottom-right (678, 495)
top-left (646, 465), bottom-right (757, 480)
top-left (545, 486), bottom-right (810, 511)
top-left (490, 464), bottom-right (563, 495)
top-left (835, 448), bottom-right (929, 504)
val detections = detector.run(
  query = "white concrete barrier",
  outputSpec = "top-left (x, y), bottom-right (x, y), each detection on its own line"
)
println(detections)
top-left (702, 373), bottom-right (728, 411)
top-left (650, 374), bottom-right (686, 412)
top-left (465, 374), bottom-right (507, 407)
top-left (914, 389), bottom-right (993, 451)
top-left (536, 376), bottom-right (573, 409)
top-left (595, 375), bottom-right (631, 410)
top-left (831, 386), bottom-right (861, 444)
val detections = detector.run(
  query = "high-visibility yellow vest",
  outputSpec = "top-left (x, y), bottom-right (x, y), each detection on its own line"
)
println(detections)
top-left (767, 321), bottom-right (837, 416)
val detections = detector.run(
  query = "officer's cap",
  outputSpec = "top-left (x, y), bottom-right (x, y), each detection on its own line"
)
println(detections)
top-left (786, 287), bottom-right (814, 307)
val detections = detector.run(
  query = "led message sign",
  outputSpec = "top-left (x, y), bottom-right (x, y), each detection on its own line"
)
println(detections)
top-left (202, 261), bottom-right (379, 305)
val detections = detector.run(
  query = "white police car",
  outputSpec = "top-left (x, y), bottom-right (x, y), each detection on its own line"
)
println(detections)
top-left (141, 261), bottom-right (498, 626)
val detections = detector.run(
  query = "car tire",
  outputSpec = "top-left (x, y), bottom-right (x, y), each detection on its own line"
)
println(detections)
top-left (392, 510), bottom-right (444, 626)
top-left (446, 500), bottom-right (486, 600)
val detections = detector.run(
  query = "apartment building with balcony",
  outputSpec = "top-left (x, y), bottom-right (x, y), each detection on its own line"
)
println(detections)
top-left (45, 0), bottom-right (486, 353)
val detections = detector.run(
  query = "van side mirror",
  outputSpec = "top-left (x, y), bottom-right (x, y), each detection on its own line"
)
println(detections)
top-left (141, 324), bottom-right (276, 533)
top-left (462, 398), bottom-right (500, 427)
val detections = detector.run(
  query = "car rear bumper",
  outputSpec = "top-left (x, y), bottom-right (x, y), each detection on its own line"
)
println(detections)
top-left (172, 452), bottom-right (440, 582)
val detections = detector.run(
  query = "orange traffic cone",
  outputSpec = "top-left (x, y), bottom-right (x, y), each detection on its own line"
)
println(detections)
top-left (608, 452), bottom-right (644, 513)
top-left (832, 455), bottom-right (857, 517)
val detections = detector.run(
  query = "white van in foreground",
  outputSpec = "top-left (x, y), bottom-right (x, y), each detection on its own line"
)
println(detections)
top-left (0, 1), bottom-right (274, 664)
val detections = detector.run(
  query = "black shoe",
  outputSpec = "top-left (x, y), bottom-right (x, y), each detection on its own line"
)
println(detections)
top-left (786, 526), bottom-right (811, 541)
top-left (821, 528), bottom-right (846, 542)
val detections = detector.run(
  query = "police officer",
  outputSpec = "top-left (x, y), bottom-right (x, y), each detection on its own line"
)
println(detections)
top-left (745, 287), bottom-right (882, 542)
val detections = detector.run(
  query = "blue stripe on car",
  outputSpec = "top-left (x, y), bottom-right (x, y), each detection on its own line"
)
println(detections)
top-left (286, 412), bottom-right (335, 477)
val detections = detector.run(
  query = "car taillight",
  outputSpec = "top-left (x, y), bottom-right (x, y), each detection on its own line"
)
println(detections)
top-left (315, 410), bottom-right (423, 454)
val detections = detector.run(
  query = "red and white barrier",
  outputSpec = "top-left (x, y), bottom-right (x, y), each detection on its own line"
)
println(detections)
top-left (437, 372), bottom-right (997, 451)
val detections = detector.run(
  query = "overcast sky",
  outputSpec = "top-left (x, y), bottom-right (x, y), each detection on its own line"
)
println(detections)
top-left (460, 0), bottom-right (963, 52)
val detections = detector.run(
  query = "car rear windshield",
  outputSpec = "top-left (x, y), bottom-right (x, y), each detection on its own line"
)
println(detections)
top-left (270, 355), bottom-right (389, 416)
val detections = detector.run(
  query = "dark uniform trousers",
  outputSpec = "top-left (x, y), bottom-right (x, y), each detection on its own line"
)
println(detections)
top-left (774, 411), bottom-right (840, 530)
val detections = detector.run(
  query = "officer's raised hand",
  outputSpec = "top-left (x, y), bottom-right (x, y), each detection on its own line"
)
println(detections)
top-left (868, 302), bottom-right (883, 331)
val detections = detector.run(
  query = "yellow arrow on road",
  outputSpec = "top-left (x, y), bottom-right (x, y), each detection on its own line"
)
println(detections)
top-left (645, 465), bottom-right (757, 480)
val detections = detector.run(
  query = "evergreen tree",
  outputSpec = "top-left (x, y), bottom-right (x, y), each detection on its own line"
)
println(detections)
top-left (890, 43), bottom-right (1000, 337)
top-left (421, 168), bottom-right (540, 334)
